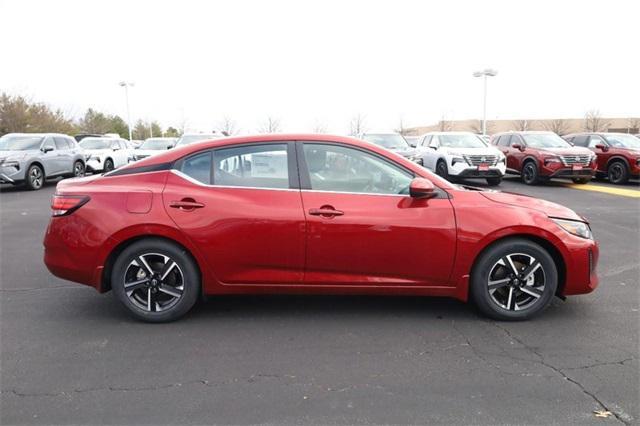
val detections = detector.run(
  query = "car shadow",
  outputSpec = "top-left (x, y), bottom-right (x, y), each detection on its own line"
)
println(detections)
top-left (0, 179), bottom-right (60, 193)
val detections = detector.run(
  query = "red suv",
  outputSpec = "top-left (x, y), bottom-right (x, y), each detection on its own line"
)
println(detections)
top-left (564, 133), bottom-right (640, 184)
top-left (44, 134), bottom-right (599, 322)
top-left (491, 131), bottom-right (597, 185)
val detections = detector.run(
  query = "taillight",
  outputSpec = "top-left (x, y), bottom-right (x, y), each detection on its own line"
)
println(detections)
top-left (51, 194), bottom-right (90, 217)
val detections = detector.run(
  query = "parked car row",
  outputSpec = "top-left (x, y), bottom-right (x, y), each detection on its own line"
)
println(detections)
top-left (0, 132), bottom-right (224, 190)
top-left (397, 130), bottom-right (639, 186)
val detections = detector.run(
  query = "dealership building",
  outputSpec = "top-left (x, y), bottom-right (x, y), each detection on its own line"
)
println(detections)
top-left (406, 117), bottom-right (640, 136)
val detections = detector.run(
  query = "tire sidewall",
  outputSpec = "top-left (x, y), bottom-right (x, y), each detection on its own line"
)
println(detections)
top-left (104, 159), bottom-right (114, 172)
top-left (470, 239), bottom-right (558, 321)
top-left (111, 239), bottom-right (200, 322)
top-left (26, 164), bottom-right (44, 190)
top-left (522, 161), bottom-right (538, 185)
top-left (608, 161), bottom-right (629, 184)
top-left (73, 161), bottom-right (85, 178)
top-left (436, 160), bottom-right (449, 180)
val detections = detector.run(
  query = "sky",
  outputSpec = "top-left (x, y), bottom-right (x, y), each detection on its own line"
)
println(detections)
top-left (1, 0), bottom-right (638, 134)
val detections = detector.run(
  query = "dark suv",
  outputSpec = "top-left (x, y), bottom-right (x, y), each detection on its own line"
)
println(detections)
top-left (564, 133), bottom-right (640, 184)
top-left (491, 131), bottom-right (597, 185)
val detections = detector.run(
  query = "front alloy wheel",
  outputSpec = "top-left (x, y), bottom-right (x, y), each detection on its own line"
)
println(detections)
top-left (26, 165), bottom-right (44, 190)
top-left (521, 162), bottom-right (539, 185)
top-left (470, 239), bottom-right (557, 320)
top-left (607, 161), bottom-right (629, 185)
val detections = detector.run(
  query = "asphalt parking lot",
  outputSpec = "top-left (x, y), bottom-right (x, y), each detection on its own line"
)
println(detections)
top-left (1, 177), bottom-right (638, 425)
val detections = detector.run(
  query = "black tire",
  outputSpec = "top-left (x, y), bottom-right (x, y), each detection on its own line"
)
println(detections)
top-left (521, 161), bottom-right (539, 185)
top-left (104, 158), bottom-right (115, 172)
top-left (436, 160), bottom-right (450, 181)
top-left (607, 160), bottom-right (629, 185)
top-left (25, 164), bottom-right (44, 190)
top-left (571, 177), bottom-right (590, 184)
top-left (72, 161), bottom-right (85, 178)
top-left (111, 238), bottom-right (200, 322)
top-left (486, 177), bottom-right (502, 186)
top-left (470, 238), bottom-right (557, 321)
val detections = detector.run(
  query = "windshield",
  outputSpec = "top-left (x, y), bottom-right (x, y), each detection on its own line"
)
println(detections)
top-left (362, 134), bottom-right (410, 149)
top-left (79, 138), bottom-right (111, 149)
top-left (176, 134), bottom-right (219, 146)
top-left (439, 134), bottom-right (487, 148)
top-left (604, 134), bottom-right (640, 149)
top-left (0, 135), bottom-right (44, 151)
top-left (140, 138), bottom-right (174, 150)
top-left (522, 133), bottom-right (570, 148)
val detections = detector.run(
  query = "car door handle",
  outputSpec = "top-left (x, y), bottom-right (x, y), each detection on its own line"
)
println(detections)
top-left (169, 199), bottom-right (205, 210)
top-left (309, 207), bottom-right (344, 217)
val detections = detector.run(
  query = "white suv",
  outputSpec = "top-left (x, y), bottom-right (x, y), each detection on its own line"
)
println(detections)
top-left (415, 132), bottom-right (506, 186)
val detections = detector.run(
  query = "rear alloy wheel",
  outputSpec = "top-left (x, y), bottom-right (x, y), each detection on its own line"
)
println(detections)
top-left (26, 164), bottom-right (44, 190)
top-left (607, 161), bottom-right (629, 185)
top-left (112, 239), bottom-right (200, 322)
top-left (104, 158), bottom-right (115, 172)
top-left (73, 161), bottom-right (85, 178)
top-left (470, 239), bottom-right (557, 320)
top-left (436, 160), bottom-right (450, 181)
top-left (521, 161), bottom-right (539, 185)
top-left (571, 177), bottom-right (590, 184)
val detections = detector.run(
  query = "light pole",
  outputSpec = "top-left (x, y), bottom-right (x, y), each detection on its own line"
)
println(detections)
top-left (119, 81), bottom-right (134, 141)
top-left (473, 69), bottom-right (498, 135)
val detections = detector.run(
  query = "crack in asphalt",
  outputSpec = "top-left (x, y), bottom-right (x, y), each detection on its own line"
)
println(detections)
top-left (492, 323), bottom-right (633, 425)
top-left (560, 358), bottom-right (635, 371)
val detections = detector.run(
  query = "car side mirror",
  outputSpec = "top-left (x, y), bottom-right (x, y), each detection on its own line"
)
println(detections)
top-left (409, 178), bottom-right (436, 199)
top-left (167, 145), bottom-right (173, 150)
top-left (595, 144), bottom-right (608, 152)
top-left (512, 143), bottom-right (524, 151)
top-left (42, 146), bottom-right (54, 153)
top-left (430, 145), bottom-right (438, 150)
top-left (112, 146), bottom-right (120, 151)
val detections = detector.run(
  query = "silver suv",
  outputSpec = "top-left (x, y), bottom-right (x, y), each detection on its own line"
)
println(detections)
top-left (0, 133), bottom-right (86, 190)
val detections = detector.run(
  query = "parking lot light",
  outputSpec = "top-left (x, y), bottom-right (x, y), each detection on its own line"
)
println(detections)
top-left (473, 69), bottom-right (498, 136)
top-left (119, 81), bottom-right (134, 141)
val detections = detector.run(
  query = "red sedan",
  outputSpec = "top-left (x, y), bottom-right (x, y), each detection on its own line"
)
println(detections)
top-left (43, 134), bottom-right (599, 322)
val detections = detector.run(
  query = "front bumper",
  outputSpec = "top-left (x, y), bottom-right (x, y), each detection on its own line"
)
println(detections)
top-left (561, 236), bottom-right (599, 296)
top-left (448, 161), bottom-right (506, 178)
top-left (0, 163), bottom-right (26, 184)
top-left (541, 161), bottom-right (596, 179)
top-left (85, 158), bottom-right (104, 172)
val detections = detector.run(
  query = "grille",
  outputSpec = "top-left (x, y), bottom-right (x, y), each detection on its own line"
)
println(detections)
top-left (463, 154), bottom-right (498, 166)
top-left (560, 155), bottom-right (591, 166)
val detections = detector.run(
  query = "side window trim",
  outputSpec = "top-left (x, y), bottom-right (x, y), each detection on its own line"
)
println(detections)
top-left (174, 142), bottom-right (299, 190)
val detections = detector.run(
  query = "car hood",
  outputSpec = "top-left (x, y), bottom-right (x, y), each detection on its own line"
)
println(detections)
top-left (479, 190), bottom-right (584, 222)
top-left (537, 147), bottom-right (592, 156)
top-left (83, 149), bottom-right (112, 155)
top-left (0, 150), bottom-right (34, 160)
top-left (441, 146), bottom-right (502, 156)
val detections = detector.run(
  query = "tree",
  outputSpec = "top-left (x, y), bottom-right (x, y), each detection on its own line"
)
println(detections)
top-left (348, 114), bottom-right (366, 136)
top-left (77, 108), bottom-right (129, 138)
top-left (150, 121), bottom-right (162, 137)
top-left (258, 116), bottom-right (281, 133)
top-left (584, 110), bottom-right (610, 132)
top-left (0, 92), bottom-right (75, 135)
top-left (544, 119), bottom-right (572, 136)
top-left (511, 120), bottom-right (529, 131)
top-left (394, 117), bottom-right (408, 135)
top-left (626, 117), bottom-right (640, 133)
top-left (164, 126), bottom-right (181, 137)
top-left (218, 116), bottom-right (238, 135)
top-left (132, 119), bottom-right (149, 140)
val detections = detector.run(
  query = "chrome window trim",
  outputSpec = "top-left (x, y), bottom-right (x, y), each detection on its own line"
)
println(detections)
top-left (171, 169), bottom-right (415, 197)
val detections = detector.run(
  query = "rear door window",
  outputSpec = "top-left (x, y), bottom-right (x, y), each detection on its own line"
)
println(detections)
top-left (213, 144), bottom-right (289, 189)
top-left (54, 137), bottom-right (68, 150)
top-left (181, 151), bottom-right (212, 184)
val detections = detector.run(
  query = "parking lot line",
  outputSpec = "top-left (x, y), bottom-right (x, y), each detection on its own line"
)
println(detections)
top-left (564, 183), bottom-right (640, 198)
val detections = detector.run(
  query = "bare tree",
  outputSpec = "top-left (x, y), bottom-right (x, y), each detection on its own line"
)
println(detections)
top-left (394, 117), bottom-right (408, 135)
top-left (348, 114), bottom-right (367, 136)
top-left (218, 116), bottom-right (238, 135)
top-left (626, 117), bottom-right (640, 133)
top-left (312, 120), bottom-right (328, 134)
top-left (544, 119), bottom-right (572, 135)
top-left (511, 120), bottom-right (529, 131)
top-left (258, 116), bottom-right (281, 133)
top-left (437, 114), bottom-right (452, 132)
top-left (584, 110), bottom-right (610, 132)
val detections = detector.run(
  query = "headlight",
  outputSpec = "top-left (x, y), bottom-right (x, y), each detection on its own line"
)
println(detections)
top-left (498, 156), bottom-right (506, 164)
top-left (451, 156), bottom-right (466, 165)
top-left (408, 155), bottom-right (423, 165)
top-left (551, 218), bottom-right (593, 239)
top-left (543, 155), bottom-right (561, 165)
top-left (1, 160), bottom-right (20, 168)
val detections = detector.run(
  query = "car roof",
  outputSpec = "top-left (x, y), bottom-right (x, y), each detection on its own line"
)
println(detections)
top-left (2, 132), bottom-right (72, 137)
